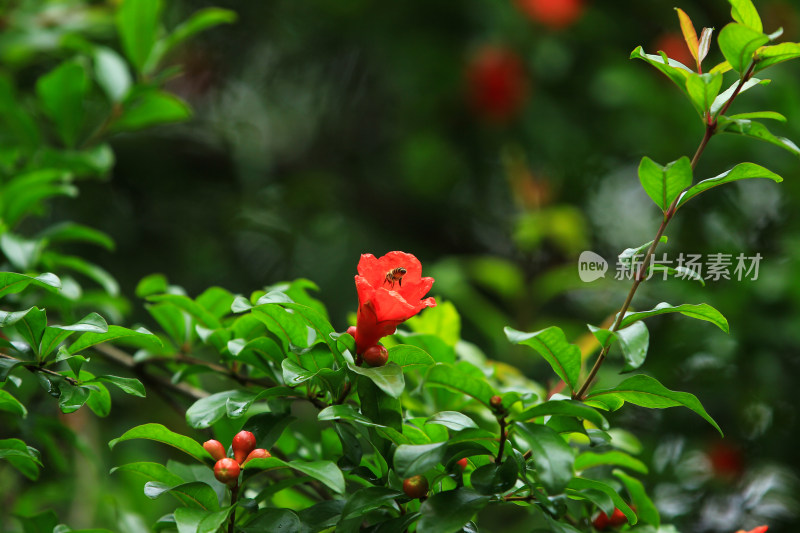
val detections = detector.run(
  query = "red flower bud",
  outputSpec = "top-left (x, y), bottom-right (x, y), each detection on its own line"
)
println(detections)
top-left (242, 448), bottom-right (271, 466)
top-left (490, 395), bottom-right (503, 408)
top-left (608, 508), bottom-right (628, 526)
top-left (346, 326), bottom-right (357, 338)
top-left (456, 458), bottom-right (468, 470)
top-left (363, 345), bottom-right (389, 367)
top-left (214, 458), bottom-right (240, 487)
top-left (202, 439), bottom-right (226, 461)
top-left (402, 475), bottom-right (429, 499)
top-left (232, 430), bottom-right (257, 464)
top-left (593, 508), bottom-right (629, 530)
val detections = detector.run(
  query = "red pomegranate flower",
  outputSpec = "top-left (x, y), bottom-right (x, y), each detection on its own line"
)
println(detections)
top-left (736, 527), bottom-right (768, 533)
top-left (353, 251), bottom-right (436, 354)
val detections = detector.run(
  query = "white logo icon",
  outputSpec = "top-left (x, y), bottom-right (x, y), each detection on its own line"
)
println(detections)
top-left (578, 251), bottom-right (608, 282)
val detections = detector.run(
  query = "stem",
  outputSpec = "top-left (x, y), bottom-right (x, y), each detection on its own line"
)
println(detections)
top-left (0, 353), bottom-right (79, 385)
top-left (496, 416), bottom-right (507, 463)
top-left (228, 485), bottom-right (239, 533)
top-left (573, 64), bottom-right (757, 400)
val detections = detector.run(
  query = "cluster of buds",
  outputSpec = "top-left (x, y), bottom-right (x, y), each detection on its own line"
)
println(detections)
top-left (203, 430), bottom-right (271, 487)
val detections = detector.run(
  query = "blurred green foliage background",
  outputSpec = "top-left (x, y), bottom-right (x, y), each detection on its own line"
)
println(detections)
top-left (3, 0), bottom-right (800, 531)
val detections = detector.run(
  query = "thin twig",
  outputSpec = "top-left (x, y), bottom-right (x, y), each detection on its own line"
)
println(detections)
top-left (573, 62), bottom-right (757, 400)
top-left (496, 416), bottom-right (507, 463)
top-left (0, 352), bottom-right (78, 385)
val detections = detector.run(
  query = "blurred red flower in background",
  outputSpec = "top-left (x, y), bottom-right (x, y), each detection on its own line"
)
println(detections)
top-left (353, 251), bottom-right (435, 354)
top-left (736, 527), bottom-right (768, 533)
top-left (515, 0), bottom-right (585, 30)
top-left (466, 46), bottom-right (529, 123)
top-left (653, 32), bottom-right (696, 69)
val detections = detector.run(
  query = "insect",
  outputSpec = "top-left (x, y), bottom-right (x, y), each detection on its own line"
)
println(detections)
top-left (384, 267), bottom-right (407, 289)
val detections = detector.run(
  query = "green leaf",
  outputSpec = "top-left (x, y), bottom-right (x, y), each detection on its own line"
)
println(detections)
top-left (357, 375), bottom-right (403, 433)
top-left (136, 273), bottom-right (168, 297)
top-left (185, 389), bottom-right (260, 429)
top-left (0, 306), bottom-right (39, 327)
top-left (726, 111), bottom-right (787, 122)
top-left (637, 156), bottom-right (692, 213)
top-left (16, 307), bottom-right (47, 357)
top-left (242, 457), bottom-right (345, 493)
top-left (574, 450), bottom-right (648, 474)
top-left (567, 478), bottom-right (637, 525)
top-left (426, 411), bottom-right (478, 432)
top-left (586, 374), bottom-right (723, 436)
top-left (393, 442), bottom-right (447, 477)
top-left (718, 118), bottom-right (800, 157)
top-left (173, 507), bottom-right (230, 533)
top-left (417, 490), bottom-right (490, 533)
top-left (1, 170), bottom-right (75, 227)
top-left (146, 293), bottom-right (221, 328)
top-left (728, 0), bottom-right (762, 33)
top-left (677, 162), bottom-right (782, 209)
top-left (512, 400), bottom-right (609, 430)
top-left (425, 363), bottom-right (496, 407)
top-left (93, 46), bottom-right (132, 103)
top-left (618, 237), bottom-right (668, 267)
top-left (85, 380), bottom-right (112, 417)
top-left (755, 42), bottom-right (800, 72)
top-left (614, 470), bottom-right (660, 526)
top-left (148, 8), bottom-right (237, 71)
top-left (68, 325), bottom-right (163, 354)
top-left (588, 325), bottom-right (616, 349)
top-left (347, 362), bottom-right (405, 399)
top-left (240, 509), bottom-right (301, 533)
top-left (388, 344), bottom-right (435, 371)
top-left (620, 302), bottom-right (728, 333)
top-left (1, 233), bottom-right (42, 271)
top-left (144, 481), bottom-right (219, 511)
top-left (514, 423), bottom-right (575, 494)
top-left (711, 77), bottom-right (767, 115)
top-left (718, 23), bottom-right (769, 74)
top-left (51, 312), bottom-right (109, 333)
top-left (470, 459), bottom-right (518, 495)
top-left (112, 90), bottom-right (192, 132)
top-left (0, 358), bottom-right (27, 382)
top-left (341, 487), bottom-right (403, 521)
top-left (505, 326), bottom-right (580, 393)
top-left (41, 252), bottom-right (119, 296)
top-left (0, 438), bottom-right (42, 480)
top-left (37, 144), bottom-right (115, 177)
top-left (0, 389), bottom-right (27, 418)
top-left (685, 72), bottom-right (723, 116)
top-left (116, 0), bottom-right (163, 73)
top-left (109, 423), bottom-right (213, 464)
top-left (616, 322), bottom-right (649, 373)
top-left (630, 46), bottom-right (692, 93)
top-left (111, 462), bottom-right (185, 485)
top-left (318, 404), bottom-right (384, 428)
top-left (58, 383), bottom-right (91, 414)
top-left (38, 222), bottom-right (115, 251)
top-left (36, 60), bottom-right (89, 147)
top-left (90, 375), bottom-right (146, 397)
top-left (405, 299), bottom-right (461, 347)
